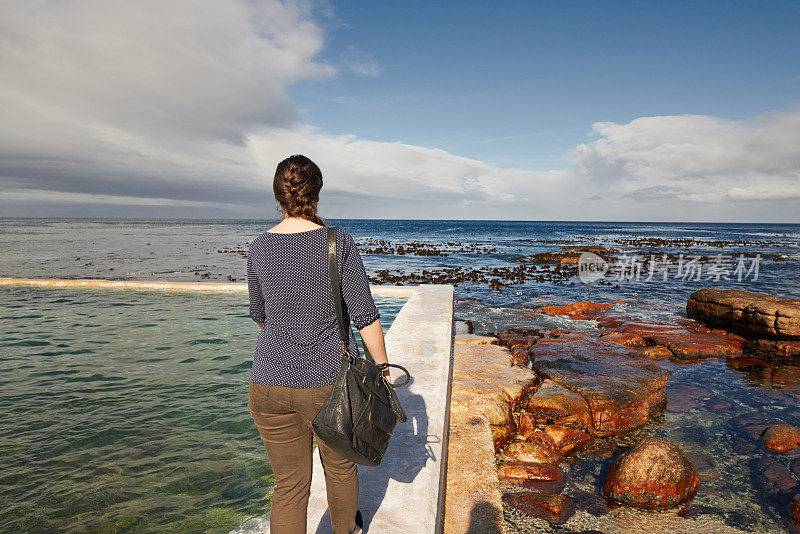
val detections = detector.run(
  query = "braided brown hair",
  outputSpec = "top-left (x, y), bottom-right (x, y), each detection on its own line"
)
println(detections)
top-left (273, 154), bottom-right (325, 226)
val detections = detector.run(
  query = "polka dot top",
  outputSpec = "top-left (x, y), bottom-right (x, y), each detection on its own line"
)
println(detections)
top-left (246, 226), bottom-right (380, 387)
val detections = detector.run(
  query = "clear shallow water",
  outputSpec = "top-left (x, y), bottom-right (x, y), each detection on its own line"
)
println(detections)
top-left (0, 286), bottom-right (404, 533)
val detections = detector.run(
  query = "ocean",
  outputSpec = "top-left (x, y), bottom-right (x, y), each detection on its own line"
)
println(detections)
top-left (2, 217), bottom-right (800, 532)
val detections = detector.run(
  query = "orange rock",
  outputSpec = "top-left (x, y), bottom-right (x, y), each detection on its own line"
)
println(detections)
top-left (603, 437), bottom-right (699, 510)
top-left (507, 339), bottom-right (532, 351)
top-left (501, 492), bottom-right (574, 525)
top-left (642, 345), bottom-right (674, 360)
top-left (601, 331), bottom-right (648, 347)
top-left (543, 424), bottom-right (592, 456)
top-left (762, 424), bottom-right (800, 453)
top-left (790, 494), bottom-right (800, 525)
top-left (530, 338), bottom-right (668, 436)
top-left (687, 288), bottom-right (800, 338)
top-left (525, 379), bottom-right (593, 430)
top-left (497, 462), bottom-right (565, 493)
top-left (491, 423), bottom-right (516, 453)
top-left (517, 412), bottom-right (537, 441)
top-left (642, 331), bottom-right (743, 360)
top-left (501, 439), bottom-right (560, 464)
top-left (536, 301), bottom-right (614, 317)
top-left (510, 346), bottom-right (530, 367)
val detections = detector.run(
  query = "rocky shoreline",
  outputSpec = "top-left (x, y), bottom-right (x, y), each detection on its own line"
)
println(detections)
top-left (451, 288), bottom-right (800, 532)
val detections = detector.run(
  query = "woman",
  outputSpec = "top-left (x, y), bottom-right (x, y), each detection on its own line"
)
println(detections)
top-left (246, 154), bottom-right (391, 534)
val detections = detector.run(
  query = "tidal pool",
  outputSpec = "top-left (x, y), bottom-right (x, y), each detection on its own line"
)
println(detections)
top-left (0, 286), bottom-right (404, 533)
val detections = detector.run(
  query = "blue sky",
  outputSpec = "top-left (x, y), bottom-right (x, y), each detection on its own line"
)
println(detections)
top-left (294, 1), bottom-right (800, 169)
top-left (0, 0), bottom-right (798, 221)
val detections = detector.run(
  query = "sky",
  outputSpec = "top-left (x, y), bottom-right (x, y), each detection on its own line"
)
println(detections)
top-left (0, 0), bottom-right (799, 222)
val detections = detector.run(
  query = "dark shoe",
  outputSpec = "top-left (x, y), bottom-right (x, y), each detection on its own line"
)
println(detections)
top-left (354, 509), bottom-right (363, 534)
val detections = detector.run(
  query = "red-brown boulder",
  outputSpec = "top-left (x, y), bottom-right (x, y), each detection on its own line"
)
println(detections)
top-left (525, 379), bottom-right (593, 430)
top-left (517, 412), bottom-right (537, 441)
top-left (535, 301), bottom-right (614, 318)
top-left (791, 494), bottom-right (800, 525)
top-left (497, 462), bottom-right (565, 493)
top-left (501, 492), bottom-right (574, 525)
top-left (491, 423), bottom-right (515, 453)
top-left (500, 439), bottom-right (560, 464)
top-left (762, 424), bottom-right (800, 453)
top-left (543, 424), bottom-right (592, 456)
top-left (687, 288), bottom-right (800, 339)
top-left (530, 338), bottom-right (668, 436)
top-left (510, 346), bottom-right (530, 366)
top-left (603, 437), bottom-right (700, 510)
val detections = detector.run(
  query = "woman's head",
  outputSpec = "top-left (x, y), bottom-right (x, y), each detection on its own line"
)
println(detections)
top-left (273, 154), bottom-right (325, 225)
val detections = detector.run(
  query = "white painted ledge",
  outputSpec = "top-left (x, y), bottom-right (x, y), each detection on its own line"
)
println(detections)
top-left (232, 284), bottom-right (455, 534)
top-left (0, 277), bottom-right (416, 299)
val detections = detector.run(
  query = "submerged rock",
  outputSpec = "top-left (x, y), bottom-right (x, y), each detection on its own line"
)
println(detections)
top-left (791, 494), bottom-right (800, 525)
top-left (525, 379), bottom-right (593, 430)
top-left (603, 437), bottom-right (700, 510)
top-left (501, 491), bottom-right (574, 525)
top-left (762, 424), bottom-right (800, 453)
top-left (501, 438), bottom-right (560, 464)
top-left (534, 301), bottom-right (614, 318)
top-left (497, 462), bottom-right (565, 493)
top-left (543, 424), bottom-right (593, 456)
top-left (687, 288), bottom-right (800, 339)
top-left (530, 338), bottom-right (668, 436)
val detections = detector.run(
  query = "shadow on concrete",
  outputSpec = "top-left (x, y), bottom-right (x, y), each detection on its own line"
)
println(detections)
top-left (315, 381), bottom-right (436, 532)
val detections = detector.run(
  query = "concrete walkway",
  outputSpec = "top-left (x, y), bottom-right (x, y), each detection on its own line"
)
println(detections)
top-left (234, 284), bottom-right (455, 533)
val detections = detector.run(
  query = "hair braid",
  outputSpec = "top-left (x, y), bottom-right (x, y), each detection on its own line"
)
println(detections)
top-left (272, 155), bottom-right (325, 226)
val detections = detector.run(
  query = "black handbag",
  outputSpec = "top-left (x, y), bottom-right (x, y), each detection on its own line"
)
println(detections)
top-left (311, 226), bottom-right (411, 466)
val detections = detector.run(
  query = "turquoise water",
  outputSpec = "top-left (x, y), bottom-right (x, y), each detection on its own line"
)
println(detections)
top-left (0, 286), bottom-right (404, 533)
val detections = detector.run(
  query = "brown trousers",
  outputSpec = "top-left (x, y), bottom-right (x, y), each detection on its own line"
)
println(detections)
top-left (248, 381), bottom-right (359, 534)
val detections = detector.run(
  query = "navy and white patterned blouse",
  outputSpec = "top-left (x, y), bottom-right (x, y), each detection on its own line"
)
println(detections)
top-left (247, 226), bottom-right (380, 387)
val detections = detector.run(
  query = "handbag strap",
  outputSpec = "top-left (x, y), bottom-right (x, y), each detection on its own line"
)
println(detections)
top-left (327, 226), bottom-right (375, 363)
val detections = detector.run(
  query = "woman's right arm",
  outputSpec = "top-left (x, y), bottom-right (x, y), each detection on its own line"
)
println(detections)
top-left (339, 230), bottom-right (391, 379)
top-left (247, 253), bottom-right (266, 329)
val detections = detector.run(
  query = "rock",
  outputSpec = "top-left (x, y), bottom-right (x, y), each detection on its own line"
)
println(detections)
top-left (543, 424), bottom-right (592, 456)
top-left (510, 346), bottom-right (530, 367)
top-left (530, 338), bottom-right (668, 436)
top-left (455, 333), bottom-right (500, 345)
top-left (517, 412), bottom-right (537, 441)
top-left (535, 301), bottom-right (614, 318)
top-left (598, 316), bottom-right (744, 360)
top-left (453, 320), bottom-right (473, 335)
top-left (762, 424), bottom-right (800, 453)
top-left (501, 439), bottom-right (560, 464)
top-left (498, 326), bottom-right (546, 345)
top-left (687, 288), bottom-right (800, 339)
top-left (497, 463), bottom-right (565, 493)
top-left (452, 343), bottom-right (540, 411)
top-left (791, 494), bottom-right (800, 525)
top-left (762, 461), bottom-right (797, 492)
top-left (642, 345), bottom-right (674, 360)
top-left (501, 492), bottom-right (574, 525)
top-left (525, 379), bottom-right (593, 430)
top-left (451, 370), bottom-right (512, 426)
top-left (666, 384), bottom-right (711, 413)
top-left (601, 331), bottom-right (648, 347)
top-left (491, 423), bottom-right (516, 453)
top-left (603, 437), bottom-right (700, 510)
top-left (641, 330), bottom-right (743, 360)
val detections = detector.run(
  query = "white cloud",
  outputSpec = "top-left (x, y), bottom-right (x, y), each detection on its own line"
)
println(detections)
top-left (573, 110), bottom-right (800, 204)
